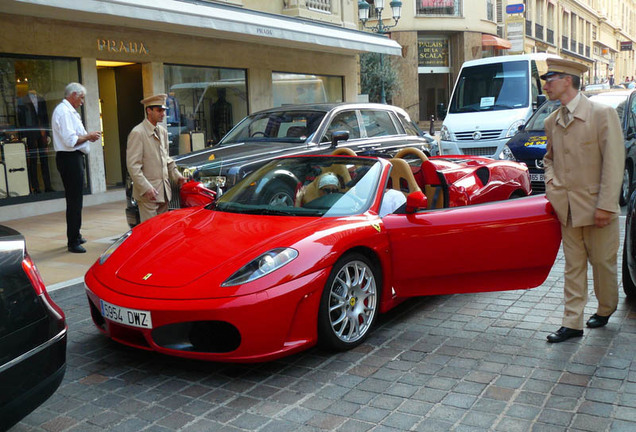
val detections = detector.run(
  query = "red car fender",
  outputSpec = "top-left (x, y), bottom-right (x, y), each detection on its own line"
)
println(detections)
top-left (180, 180), bottom-right (216, 207)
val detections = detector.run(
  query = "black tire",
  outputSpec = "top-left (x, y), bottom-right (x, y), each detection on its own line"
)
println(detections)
top-left (261, 179), bottom-right (295, 207)
top-left (623, 246), bottom-right (636, 298)
top-left (619, 167), bottom-right (631, 207)
top-left (318, 252), bottom-right (379, 351)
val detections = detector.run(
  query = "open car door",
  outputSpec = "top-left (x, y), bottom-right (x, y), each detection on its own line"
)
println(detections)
top-left (383, 195), bottom-right (561, 298)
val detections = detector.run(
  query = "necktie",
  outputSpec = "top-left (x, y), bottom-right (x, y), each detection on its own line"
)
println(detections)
top-left (153, 127), bottom-right (159, 140)
top-left (561, 106), bottom-right (571, 124)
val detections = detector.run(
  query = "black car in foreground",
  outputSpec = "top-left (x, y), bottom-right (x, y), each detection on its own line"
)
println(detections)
top-left (623, 190), bottom-right (636, 299)
top-left (0, 226), bottom-right (67, 431)
top-left (126, 102), bottom-right (435, 226)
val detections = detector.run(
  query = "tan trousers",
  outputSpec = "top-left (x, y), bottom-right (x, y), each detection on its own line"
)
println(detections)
top-left (138, 199), bottom-right (169, 223)
top-left (561, 215), bottom-right (619, 330)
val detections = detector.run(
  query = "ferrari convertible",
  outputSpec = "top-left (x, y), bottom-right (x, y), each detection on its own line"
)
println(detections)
top-left (85, 150), bottom-right (561, 362)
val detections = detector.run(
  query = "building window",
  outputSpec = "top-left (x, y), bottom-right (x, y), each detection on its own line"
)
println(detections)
top-left (164, 64), bottom-right (248, 152)
top-left (0, 54), bottom-right (81, 203)
top-left (416, 0), bottom-right (462, 17)
top-left (271, 72), bottom-right (343, 107)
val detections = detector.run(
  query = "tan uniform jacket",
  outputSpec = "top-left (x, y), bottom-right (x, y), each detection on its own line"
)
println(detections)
top-left (543, 94), bottom-right (624, 227)
top-left (126, 119), bottom-right (180, 203)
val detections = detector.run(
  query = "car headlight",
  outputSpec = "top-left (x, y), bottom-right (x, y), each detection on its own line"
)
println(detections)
top-left (498, 144), bottom-right (516, 161)
top-left (99, 231), bottom-right (132, 265)
top-left (440, 125), bottom-right (451, 141)
top-left (222, 248), bottom-right (298, 287)
top-left (506, 119), bottom-right (525, 138)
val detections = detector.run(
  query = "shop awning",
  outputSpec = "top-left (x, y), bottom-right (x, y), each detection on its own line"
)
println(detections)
top-left (2, 0), bottom-right (402, 56)
top-left (482, 34), bottom-right (512, 50)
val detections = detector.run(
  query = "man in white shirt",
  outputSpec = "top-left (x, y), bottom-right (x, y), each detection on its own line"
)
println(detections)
top-left (51, 82), bottom-right (101, 253)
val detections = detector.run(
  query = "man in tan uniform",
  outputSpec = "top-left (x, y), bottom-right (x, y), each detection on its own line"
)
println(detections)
top-left (127, 93), bottom-right (185, 223)
top-left (542, 58), bottom-right (624, 342)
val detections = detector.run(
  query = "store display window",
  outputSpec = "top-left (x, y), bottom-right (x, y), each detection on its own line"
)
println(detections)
top-left (272, 72), bottom-right (343, 107)
top-left (0, 55), bottom-right (81, 204)
top-left (164, 64), bottom-right (248, 153)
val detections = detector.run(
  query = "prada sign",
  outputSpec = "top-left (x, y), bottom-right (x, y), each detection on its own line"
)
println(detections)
top-left (97, 39), bottom-right (149, 54)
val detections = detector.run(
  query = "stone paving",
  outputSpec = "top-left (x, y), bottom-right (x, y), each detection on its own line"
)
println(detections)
top-left (9, 229), bottom-right (636, 432)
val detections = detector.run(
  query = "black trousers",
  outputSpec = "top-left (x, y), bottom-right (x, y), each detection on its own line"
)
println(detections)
top-left (56, 151), bottom-right (85, 247)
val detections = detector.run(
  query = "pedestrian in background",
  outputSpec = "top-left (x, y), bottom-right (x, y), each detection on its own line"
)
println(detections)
top-left (542, 58), bottom-right (624, 343)
top-left (126, 93), bottom-right (185, 223)
top-left (51, 82), bottom-right (101, 253)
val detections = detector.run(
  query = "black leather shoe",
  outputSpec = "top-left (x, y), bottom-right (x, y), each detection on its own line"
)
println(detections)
top-left (586, 314), bottom-right (610, 328)
top-left (79, 237), bottom-right (87, 244)
top-left (68, 244), bottom-right (86, 253)
top-left (547, 326), bottom-right (583, 343)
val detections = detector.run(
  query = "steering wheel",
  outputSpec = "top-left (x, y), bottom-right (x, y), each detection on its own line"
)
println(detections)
top-left (394, 147), bottom-right (429, 163)
top-left (250, 131), bottom-right (266, 137)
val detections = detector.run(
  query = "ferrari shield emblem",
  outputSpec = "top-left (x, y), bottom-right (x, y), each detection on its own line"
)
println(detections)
top-left (372, 223), bottom-right (381, 233)
top-left (142, 273), bottom-right (153, 281)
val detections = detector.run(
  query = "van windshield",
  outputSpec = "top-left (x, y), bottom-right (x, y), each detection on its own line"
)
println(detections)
top-left (449, 60), bottom-right (530, 114)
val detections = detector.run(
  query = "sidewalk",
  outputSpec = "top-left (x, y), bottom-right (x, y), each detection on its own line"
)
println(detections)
top-left (3, 200), bottom-right (130, 290)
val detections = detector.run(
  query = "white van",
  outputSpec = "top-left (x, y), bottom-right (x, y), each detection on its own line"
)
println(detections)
top-left (439, 53), bottom-right (560, 159)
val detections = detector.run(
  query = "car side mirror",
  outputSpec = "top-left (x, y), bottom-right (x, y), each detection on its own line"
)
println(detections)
top-left (406, 190), bottom-right (427, 213)
top-left (330, 130), bottom-right (350, 148)
top-left (534, 94), bottom-right (547, 110)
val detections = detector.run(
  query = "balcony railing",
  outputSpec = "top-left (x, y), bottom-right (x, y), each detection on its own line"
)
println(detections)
top-left (578, 42), bottom-right (584, 55)
top-left (526, 20), bottom-right (533, 37)
top-left (416, 0), bottom-right (462, 16)
top-left (571, 39), bottom-right (577, 52)
top-left (547, 28), bottom-right (554, 44)
top-left (586, 45), bottom-right (591, 57)
top-left (535, 23), bottom-right (544, 40)
top-left (562, 35), bottom-right (569, 49)
top-left (306, 0), bottom-right (331, 13)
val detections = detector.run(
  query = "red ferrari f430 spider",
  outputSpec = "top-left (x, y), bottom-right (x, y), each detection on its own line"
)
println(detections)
top-left (85, 150), bottom-right (561, 362)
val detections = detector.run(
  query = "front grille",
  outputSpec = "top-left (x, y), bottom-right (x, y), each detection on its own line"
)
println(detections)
top-left (461, 147), bottom-right (498, 157)
top-left (531, 181), bottom-right (545, 194)
top-left (168, 181), bottom-right (180, 210)
top-left (455, 129), bottom-right (503, 141)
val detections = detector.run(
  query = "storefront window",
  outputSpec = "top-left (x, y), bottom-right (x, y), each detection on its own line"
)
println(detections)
top-left (164, 64), bottom-right (248, 154)
top-left (0, 55), bottom-right (80, 204)
top-left (272, 72), bottom-right (343, 107)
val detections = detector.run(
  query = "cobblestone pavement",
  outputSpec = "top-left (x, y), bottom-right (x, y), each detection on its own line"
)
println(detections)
top-left (10, 226), bottom-right (636, 432)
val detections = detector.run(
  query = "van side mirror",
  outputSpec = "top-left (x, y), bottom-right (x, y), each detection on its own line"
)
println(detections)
top-left (330, 130), bottom-right (350, 148)
top-left (406, 190), bottom-right (428, 213)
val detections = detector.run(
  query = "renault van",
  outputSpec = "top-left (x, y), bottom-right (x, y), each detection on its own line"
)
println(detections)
top-left (440, 53), bottom-right (560, 159)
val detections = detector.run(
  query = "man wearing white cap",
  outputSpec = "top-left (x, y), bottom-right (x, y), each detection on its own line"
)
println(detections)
top-left (542, 58), bottom-right (624, 342)
top-left (126, 93), bottom-right (185, 223)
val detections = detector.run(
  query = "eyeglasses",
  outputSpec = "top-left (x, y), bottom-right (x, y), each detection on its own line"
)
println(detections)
top-left (545, 75), bottom-right (565, 83)
top-left (321, 188), bottom-right (339, 194)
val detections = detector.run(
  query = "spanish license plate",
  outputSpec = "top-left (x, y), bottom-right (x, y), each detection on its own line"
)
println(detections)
top-left (530, 173), bottom-right (544, 182)
top-left (100, 300), bottom-right (153, 329)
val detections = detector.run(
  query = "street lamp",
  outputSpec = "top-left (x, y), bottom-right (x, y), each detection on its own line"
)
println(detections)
top-left (358, 0), bottom-right (402, 103)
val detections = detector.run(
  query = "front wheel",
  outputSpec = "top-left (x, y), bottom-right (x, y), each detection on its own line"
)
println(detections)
top-left (318, 253), bottom-right (379, 351)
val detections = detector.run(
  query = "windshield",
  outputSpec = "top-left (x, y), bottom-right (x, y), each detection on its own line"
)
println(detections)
top-left (219, 110), bottom-right (326, 144)
top-left (212, 156), bottom-right (382, 217)
top-left (449, 60), bottom-right (530, 113)
top-left (525, 100), bottom-right (560, 131)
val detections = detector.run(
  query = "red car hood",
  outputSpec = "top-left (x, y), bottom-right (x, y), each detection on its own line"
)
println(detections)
top-left (114, 208), bottom-right (318, 289)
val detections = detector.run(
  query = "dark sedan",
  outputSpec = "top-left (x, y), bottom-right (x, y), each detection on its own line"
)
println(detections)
top-left (126, 103), bottom-right (434, 226)
top-left (0, 226), bottom-right (67, 431)
top-left (506, 90), bottom-right (636, 204)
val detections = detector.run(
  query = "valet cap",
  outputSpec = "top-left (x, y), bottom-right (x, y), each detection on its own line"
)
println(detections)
top-left (141, 93), bottom-right (168, 109)
top-left (540, 58), bottom-right (588, 80)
